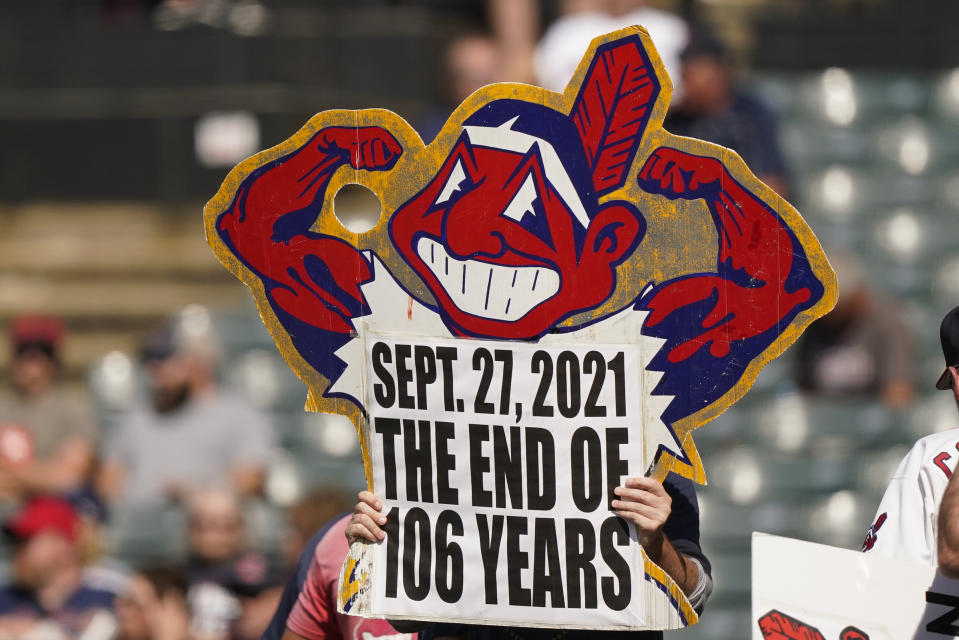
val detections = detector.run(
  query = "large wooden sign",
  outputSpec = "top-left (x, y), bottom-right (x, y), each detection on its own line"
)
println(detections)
top-left (205, 26), bottom-right (836, 631)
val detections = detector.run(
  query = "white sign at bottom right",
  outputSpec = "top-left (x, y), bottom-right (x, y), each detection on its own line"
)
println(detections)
top-left (752, 532), bottom-right (959, 639)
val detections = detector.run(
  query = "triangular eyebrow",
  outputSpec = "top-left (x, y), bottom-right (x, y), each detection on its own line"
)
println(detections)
top-left (462, 120), bottom-right (591, 229)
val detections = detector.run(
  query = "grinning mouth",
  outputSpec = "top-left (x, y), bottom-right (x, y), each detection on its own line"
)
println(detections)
top-left (416, 237), bottom-right (560, 321)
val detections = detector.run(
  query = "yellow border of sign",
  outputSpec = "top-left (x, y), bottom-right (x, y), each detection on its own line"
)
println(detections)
top-left (204, 25), bottom-right (836, 490)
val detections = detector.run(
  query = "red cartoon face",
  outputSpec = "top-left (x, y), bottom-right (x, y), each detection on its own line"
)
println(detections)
top-left (390, 118), bottom-right (645, 339)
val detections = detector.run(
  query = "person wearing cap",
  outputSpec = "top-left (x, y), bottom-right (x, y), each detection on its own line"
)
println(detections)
top-left (0, 496), bottom-right (115, 636)
top-left (663, 30), bottom-right (789, 198)
top-left (176, 488), bottom-right (284, 639)
top-left (114, 566), bottom-right (190, 640)
top-left (933, 307), bottom-right (959, 578)
top-left (0, 315), bottom-right (99, 500)
top-left (794, 251), bottom-right (915, 410)
top-left (262, 511), bottom-right (416, 640)
top-left (861, 305), bottom-right (959, 568)
top-left (98, 318), bottom-right (276, 505)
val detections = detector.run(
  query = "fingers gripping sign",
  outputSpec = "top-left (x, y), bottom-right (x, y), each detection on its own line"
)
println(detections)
top-left (347, 491), bottom-right (387, 545)
top-left (612, 477), bottom-right (702, 598)
top-left (612, 477), bottom-right (672, 545)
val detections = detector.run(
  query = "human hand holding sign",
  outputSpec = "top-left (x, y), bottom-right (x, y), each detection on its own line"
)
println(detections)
top-left (346, 490), bottom-right (387, 544)
top-left (611, 476), bottom-right (672, 544)
top-left (346, 479), bottom-right (704, 602)
top-left (612, 477), bottom-right (699, 597)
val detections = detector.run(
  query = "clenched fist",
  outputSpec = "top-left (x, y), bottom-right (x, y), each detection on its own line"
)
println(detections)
top-left (637, 147), bottom-right (725, 200)
top-left (317, 126), bottom-right (403, 171)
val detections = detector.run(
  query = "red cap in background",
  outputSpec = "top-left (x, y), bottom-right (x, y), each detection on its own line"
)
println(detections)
top-left (9, 315), bottom-right (65, 352)
top-left (3, 496), bottom-right (79, 542)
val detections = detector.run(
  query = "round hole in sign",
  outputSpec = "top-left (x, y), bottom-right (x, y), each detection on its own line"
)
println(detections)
top-left (333, 183), bottom-right (382, 234)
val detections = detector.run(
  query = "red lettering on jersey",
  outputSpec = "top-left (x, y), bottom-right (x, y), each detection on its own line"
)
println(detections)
top-left (935, 452), bottom-right (953, 478)
top-left (861, 512), bottom-right (887, 552)
top-left (934, 443), bottom-right (959, 478)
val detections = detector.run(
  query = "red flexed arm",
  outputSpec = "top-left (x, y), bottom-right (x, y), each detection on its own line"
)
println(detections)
top-left (636, 147), bottom-right (811, 363)
top-left (217, 127), bottom-right (401, 334)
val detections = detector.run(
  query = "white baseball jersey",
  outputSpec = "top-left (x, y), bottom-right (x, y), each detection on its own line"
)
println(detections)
top-left (862, 427), bottom-right (959, 566)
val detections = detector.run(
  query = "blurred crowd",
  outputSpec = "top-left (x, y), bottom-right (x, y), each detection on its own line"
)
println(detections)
top-left (3, 0), bottom-right (953, 638)
top-left (0, 312), bottom-right (355, 639)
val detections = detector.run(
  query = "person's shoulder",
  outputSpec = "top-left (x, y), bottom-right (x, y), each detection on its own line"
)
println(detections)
top-left (915, 428), bottom-right (959, 453)
top-left (315, 514), bottom-right (352, 562)
top-left (50, 386), bottom-right (94, 410)
top-left (67, 584), bottom-right (116, 609)
top-left (206, 390), bottom-right (268, 421)
top-left (663, 471), bottom-right (698, 496)
top-left (0, 583), bottom-right (30, 611)
top-left (110, 404), bottom-right (156, 434)
top-left (731, 92), bottom-right (777, 121)
top-left (0, 388), bottom-right (17, 408)
top-left (898, 428), bottom-right (959, 471)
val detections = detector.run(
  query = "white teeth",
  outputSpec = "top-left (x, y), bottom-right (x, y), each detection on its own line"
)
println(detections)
top-left (416, 237), bottom-right (559, 321)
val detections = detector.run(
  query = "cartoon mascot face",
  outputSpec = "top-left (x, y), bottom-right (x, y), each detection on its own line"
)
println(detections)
top-left (390, 100), bottom-right (646, 339)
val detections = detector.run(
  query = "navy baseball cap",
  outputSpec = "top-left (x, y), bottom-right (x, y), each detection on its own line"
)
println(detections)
top-left (936, 305), bottom-right (959, 390)
top-left (140, 323), bottom-right (178, 362)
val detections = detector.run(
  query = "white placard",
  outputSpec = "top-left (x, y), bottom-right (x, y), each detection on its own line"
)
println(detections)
top-left (752, 533), bottom-right (959, 639)
top-left (341, 331), bottom-right (691, 629)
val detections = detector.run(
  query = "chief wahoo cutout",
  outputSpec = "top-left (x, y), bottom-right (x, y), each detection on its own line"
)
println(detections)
top-left (205, 27), bottom-right (836, 630)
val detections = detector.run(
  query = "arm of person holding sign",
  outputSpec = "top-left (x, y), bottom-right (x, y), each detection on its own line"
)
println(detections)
top-left (279, 514), bottom-right (416, 640)
top-left (612, 477), bottom-right (704, 598)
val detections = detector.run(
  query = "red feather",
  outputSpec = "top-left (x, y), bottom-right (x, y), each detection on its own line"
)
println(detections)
top-left (571, 36), bottom-right (659, 195)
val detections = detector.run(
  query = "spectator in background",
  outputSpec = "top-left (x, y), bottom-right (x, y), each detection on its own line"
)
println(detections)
top-left (0, 496), bottom-right (115, 637)
top-left (0, 315), bottom-right (99, 500)
top-left (68, 488), bottom-right (131, 598)
top-left (664, 33), bottom-right (790, 197)
top-left (114, 567), bottom-right (190, 640)
top-left (534, 0), bottom-right (689, 96)
top-left (263, 508), bottom-right (415, 640)
top-left (281, 489), bottom-right (354, 570)
top-left (795, 252), bottom-right (914, 409)
top-left (864, 306), bottom-right (959, 568)
top-left (418, 33), bottom-right (503, 144)
top-left (184, 487), bottom-right (284, 640)
top-left (98, 318), bottom-right (276, 506)
top-left (486, 0), bottom-right (538, 83)
top-left (184, 487), bottom-right (249, 586)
